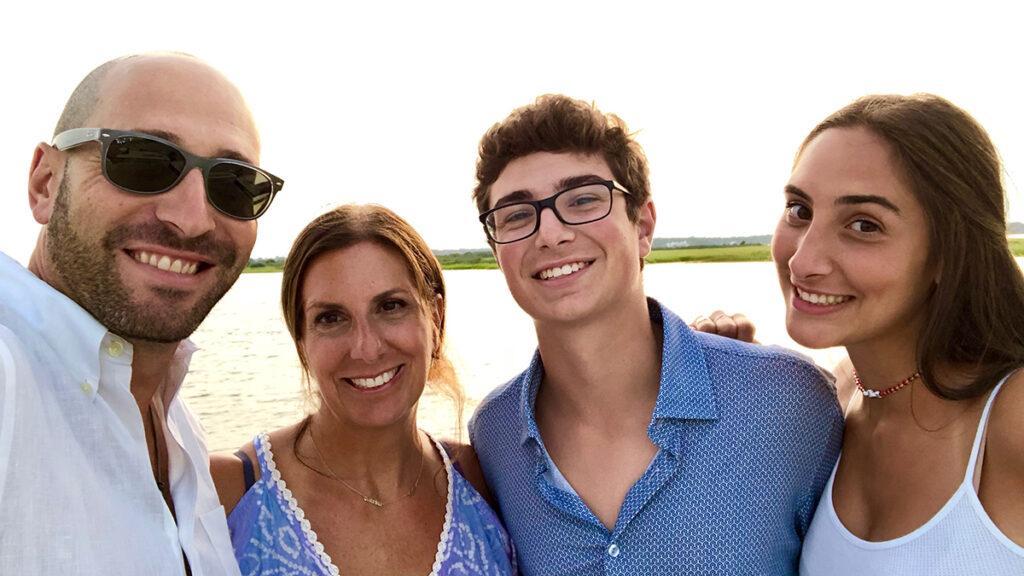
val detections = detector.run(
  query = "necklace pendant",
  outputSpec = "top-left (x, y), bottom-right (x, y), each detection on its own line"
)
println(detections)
top-left (363, 497), bottom-right (384, 507)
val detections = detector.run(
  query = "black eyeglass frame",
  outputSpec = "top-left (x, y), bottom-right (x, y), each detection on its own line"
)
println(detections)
top-left (52, 127), bottom-right (285, 221)
top-left (478, 179), bottom-right (633, 244)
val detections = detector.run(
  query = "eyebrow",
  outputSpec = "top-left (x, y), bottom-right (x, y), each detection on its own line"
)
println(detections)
top-left (137, 128), bottom-right (252, 163)
top-left (491, 173), bottom-right (609, 208)
top-left (784, 184), bottom-right (902, 215)
top-left (303, 288), bottom-right (413, 313)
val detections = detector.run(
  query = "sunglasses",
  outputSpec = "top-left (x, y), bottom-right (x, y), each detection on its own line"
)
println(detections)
top-left (52, 128), bottom-right (284, 220)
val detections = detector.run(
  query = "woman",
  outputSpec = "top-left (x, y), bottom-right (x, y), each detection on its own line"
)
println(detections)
top-left (211, 205), bottom-right (516, 575)
top-left (772, 94), bottom-right (1024, 573)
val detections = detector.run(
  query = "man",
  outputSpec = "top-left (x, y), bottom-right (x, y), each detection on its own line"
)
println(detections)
top-left (0, 54), bottom-right (283, 575)
top-left (468, 95), bottom-right (843, 574)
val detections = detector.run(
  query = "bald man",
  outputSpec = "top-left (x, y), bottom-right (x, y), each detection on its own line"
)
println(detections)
top-left (0, 54), bottom-right (283, 575)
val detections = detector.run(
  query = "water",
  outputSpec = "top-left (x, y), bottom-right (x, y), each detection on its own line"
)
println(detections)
top-left (186, 257), bottom-right (1024, 451)
top-left (184, 262), bottom-right (850, 451)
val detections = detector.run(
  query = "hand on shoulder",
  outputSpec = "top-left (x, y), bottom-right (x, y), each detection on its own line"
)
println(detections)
top-left (689, 310), bottom-right (758, 343)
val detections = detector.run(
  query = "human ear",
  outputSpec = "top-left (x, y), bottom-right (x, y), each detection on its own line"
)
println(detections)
top-left (636, 199), bottom-right (657, 258)
top-left (28, 143), bottom-right (62, 225)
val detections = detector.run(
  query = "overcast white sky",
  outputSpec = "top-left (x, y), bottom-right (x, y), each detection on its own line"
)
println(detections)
top-left (2, 0), bottom-right (1021, 262)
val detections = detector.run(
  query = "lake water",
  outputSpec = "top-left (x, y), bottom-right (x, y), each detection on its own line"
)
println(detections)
top-left (186, 257), bottom-right (1024, 451)
top-left (184, 261), bottom-right (856, 451)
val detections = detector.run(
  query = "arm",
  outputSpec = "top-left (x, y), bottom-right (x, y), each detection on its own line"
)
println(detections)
top-left (209, 443), bottom-right (259, 514)
top-left (446, 440), bottom-right (498, 508)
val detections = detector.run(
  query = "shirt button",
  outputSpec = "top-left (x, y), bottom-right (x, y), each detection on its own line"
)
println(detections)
top-left (81, 382), bottom-right (93, 394)
top-left (107, 339), bottom-right (125, 357)
top-left (607, 543), bottom-right (620, 558)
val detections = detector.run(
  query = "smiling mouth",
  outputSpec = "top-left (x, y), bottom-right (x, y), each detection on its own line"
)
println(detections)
top-left (130, 250), bottom-right (204, 275)
top-left (536, 260), bottom-right (592, 280)
top-left (347, 366), bottom-right (401, 390)
top-left (796, 287), bottom-right (852, 306)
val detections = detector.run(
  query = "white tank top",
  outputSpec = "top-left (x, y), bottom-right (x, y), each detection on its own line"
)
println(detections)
top-left (800, 372), bottom-right (1024, 575)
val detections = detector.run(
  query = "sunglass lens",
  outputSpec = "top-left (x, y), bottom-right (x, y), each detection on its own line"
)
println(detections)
top-left (207, 163), bottom-right (275, 219)
top-left (105, 136), bottom-right (186, 193)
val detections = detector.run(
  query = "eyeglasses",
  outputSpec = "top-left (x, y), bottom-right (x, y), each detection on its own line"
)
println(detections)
top-left (52, 128), bottom-right (284, 220)
top-left (479, 179), bottom-right (632, 244)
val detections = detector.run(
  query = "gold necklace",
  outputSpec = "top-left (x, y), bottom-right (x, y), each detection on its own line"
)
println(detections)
top-left (306, 422), bottom-right (425, 508)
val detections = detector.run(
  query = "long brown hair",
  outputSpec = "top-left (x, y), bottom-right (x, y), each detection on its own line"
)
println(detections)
top-left (800, 94), bottom-right (1024, 399)
top-left (280, 204), bottom-right (463, 421)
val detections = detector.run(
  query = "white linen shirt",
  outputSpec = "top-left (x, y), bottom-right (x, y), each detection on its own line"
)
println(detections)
top-left (0, 252), bottom-right (240, 576)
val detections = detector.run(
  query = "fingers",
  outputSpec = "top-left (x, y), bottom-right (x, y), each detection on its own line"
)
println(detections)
top-left (731, 313), bottom-right (757, 343)
top-left (689, 311), bottom-right (758, 343)
top-left (690, 314), bottom-right (718, 334)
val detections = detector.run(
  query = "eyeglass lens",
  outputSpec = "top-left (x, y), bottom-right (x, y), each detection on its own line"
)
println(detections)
top-left (487, 183), bottom-right (613, 243)
top-left (104, 136), bottom-right (275, 219)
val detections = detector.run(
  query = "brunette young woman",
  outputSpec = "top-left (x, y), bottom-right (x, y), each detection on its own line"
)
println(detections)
top-left (773, 94), bottom-right (1024, 574)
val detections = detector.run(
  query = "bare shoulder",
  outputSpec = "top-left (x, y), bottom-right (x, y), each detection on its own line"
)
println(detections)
top-left (445, 440), bottom-right (496, 508)
top-left (979, 368), bottom-right (1024, 545)
top-left (210, 440), bottom-right (260, 514)
top-left (987, 368), bottom-right (1024, 470)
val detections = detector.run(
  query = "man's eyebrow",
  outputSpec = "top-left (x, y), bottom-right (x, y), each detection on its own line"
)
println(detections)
top-left (491, 174), bottom-right (609, 209)
top-left (492, 189), bottom-right (534, 208)
top-left (136, 128), bottom-right (252, 163)
top-left (557, 174), bottom-right (608, 190)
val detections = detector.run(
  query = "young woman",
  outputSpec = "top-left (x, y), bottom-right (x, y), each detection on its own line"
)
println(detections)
top-left (211, 205), bottom-right (516, 576)
top-left (772, 94), bottom-right (1024, 573)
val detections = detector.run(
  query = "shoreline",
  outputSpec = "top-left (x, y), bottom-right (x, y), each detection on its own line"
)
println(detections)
top-left (245, 238), bottom-right (1024, 273)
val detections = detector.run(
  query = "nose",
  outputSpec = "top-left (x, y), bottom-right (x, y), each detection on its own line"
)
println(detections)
top-left (153, 168), bottom-right (217, 237)
top-left (349, 319), bottom-right (384, 362)
top-left (779, 221), bottom-right (834, 282)
top-left (533, 206), bottom-right (573, 248)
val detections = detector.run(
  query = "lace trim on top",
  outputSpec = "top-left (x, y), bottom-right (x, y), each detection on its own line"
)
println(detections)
top-left (428, 433), bottom-right (456, 575)
top-left (256, 431), bottom-right (457, 576)
top-left (257, 433), bottom-right (339, 576)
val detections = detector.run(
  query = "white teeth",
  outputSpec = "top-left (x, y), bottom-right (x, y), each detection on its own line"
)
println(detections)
top-left (539, 261), bottom-right (588, 280)
top-left (132, 250), bottom-right (200, 276)
top-left (350, 367), bottom-right (399, 389)
top-left (797, 288), bottom-right (850, 306)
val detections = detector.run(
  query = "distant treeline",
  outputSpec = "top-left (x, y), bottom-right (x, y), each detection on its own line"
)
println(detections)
top-left (246, 231), bottom-right (1024, 272)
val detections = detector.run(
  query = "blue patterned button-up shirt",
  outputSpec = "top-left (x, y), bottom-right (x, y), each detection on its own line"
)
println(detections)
top-left (468, 299), bottom-right (843, 575)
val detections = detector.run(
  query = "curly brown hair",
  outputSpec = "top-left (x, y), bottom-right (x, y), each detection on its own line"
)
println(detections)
top-left (473, 94), bottom-right (650, 223)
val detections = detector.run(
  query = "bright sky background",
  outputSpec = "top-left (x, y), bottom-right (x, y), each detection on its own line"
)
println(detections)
top-left (2, 1), bottom-right (1022, 263)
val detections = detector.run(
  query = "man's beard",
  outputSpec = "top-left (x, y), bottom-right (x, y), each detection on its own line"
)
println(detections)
top-left (46, 177), bottom-right (246, 343)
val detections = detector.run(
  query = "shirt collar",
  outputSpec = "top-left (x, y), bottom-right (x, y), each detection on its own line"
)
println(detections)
top-left (517, 297), bottom-right (719, 447)
top-left (648, 298), bottom-right (719, 421)
top-left (0, 252), bottom-right (195, 401)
